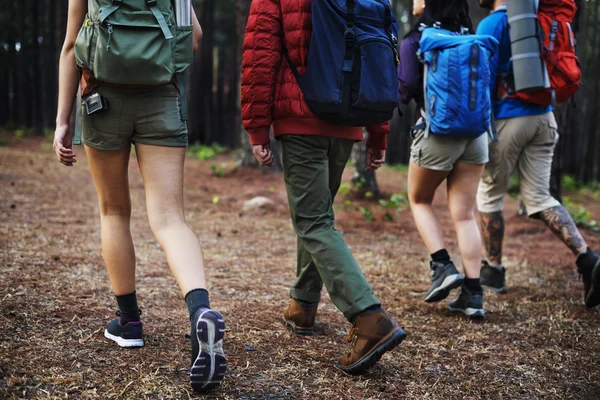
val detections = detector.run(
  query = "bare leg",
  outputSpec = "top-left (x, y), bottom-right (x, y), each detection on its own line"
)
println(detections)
top-left (537, 205), bottom-right (587, 255)
top-left (407, 161), bottom-right (450, 253)
top-left (135, 144), bottom-right (207, 295)
top-left (479, 211), bottom-right (505, 266)
top-left (85, 145), bottom-right (136, 295)
top-left (447, 162), bottom-right (485, 279)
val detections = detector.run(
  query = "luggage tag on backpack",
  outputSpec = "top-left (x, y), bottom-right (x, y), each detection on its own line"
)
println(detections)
top-left (84, 92), bottom-right (108, 115)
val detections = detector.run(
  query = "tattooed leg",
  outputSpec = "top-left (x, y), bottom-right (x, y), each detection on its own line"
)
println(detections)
top-left (480, 211), bottom-right (505, 265)
top-left (537, 205), bottom-right (587, 255)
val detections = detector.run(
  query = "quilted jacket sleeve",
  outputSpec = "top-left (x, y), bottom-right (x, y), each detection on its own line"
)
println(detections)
top-left (241, 0), bottom-right (283, 146)
top-left (365, 122), bottom-right (390, 150)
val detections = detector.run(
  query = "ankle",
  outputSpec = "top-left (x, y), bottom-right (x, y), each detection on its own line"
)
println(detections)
top-left (431, 249), bottom-right (451, 264)
top-left (465, 278), bottom-right (483, 294)
top-left (185, 288), bottom-right (210, 320)
top-left (115, 291), bottom-right (141, 323)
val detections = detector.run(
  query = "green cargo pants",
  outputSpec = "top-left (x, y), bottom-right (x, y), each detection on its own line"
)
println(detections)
top-left (280, 135), bottom-right (380, 322)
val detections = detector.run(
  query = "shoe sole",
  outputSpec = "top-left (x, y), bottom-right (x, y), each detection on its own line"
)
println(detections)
top-left (282, 316), bottom-right (314, 335)
top-left (448, 306), bottom-right (485, 319)
top-left (190, 310), bottom-right (227, 394)
top-left (334, 328), bottom-right (407, 375)
top-left (425, 274), bottom-right (465, 303)
top-left (104, 330), bottom-right (144, 348)
top-left (482, 284), bottom-right (508, 294)
top-left (586, 257), bottom-right (600, 308)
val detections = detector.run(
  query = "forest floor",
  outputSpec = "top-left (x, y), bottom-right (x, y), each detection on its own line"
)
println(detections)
top-left (1, 135), bottom-right (600, 400)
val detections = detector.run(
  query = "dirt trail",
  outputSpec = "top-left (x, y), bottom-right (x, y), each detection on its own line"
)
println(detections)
top-left (1, 138), bottom-right (599, 399)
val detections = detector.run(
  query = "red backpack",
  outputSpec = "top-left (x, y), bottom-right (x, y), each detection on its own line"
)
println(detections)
top-left (499, 0), bottom-right (581, 106)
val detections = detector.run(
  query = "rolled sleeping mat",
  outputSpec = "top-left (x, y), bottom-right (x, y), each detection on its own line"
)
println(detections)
top-left (506, 0), bottom-right (549, 93)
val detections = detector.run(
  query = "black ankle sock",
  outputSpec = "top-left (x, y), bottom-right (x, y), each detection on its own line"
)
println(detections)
top-left (296, 299), bottom-right (317, 307)
top-left (185, 288), bottom-right (210, 320)
top-left (115, 291), bottom-right (140, 323)
top-left (431, 249), bottom-right (451, 264)
top-left (465, 278), bottom-right (483, 294)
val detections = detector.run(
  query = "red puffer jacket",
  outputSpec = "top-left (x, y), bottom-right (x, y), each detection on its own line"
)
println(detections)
top-left (241, 0), bottom-right (390, 149)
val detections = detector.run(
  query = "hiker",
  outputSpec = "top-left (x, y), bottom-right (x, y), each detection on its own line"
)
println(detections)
top-left (476, 0), bottom-right (600, 307)
top-left (53, 0), bottom-right (225, 393)
top-left (241, 0), bottom-right (407, 374)
top-left (399, 0), bottom-right (498, 319)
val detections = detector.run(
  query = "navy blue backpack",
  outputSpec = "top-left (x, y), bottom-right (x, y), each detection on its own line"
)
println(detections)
top-left (286, 0), bottom-right (400, 127)
top-left (418, 24), bottom-right (498, 139)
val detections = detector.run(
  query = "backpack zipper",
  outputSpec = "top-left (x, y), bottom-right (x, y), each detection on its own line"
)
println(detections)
top-left (106, 23), bottom-right (114, 51)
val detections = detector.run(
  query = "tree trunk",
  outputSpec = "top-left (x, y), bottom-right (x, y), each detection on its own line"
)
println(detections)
top-left (351, 130), bottom-right (380, 197)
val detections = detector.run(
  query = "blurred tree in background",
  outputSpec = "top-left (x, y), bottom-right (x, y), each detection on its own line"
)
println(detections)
top-left (0, 0), bottom-right (598, 185)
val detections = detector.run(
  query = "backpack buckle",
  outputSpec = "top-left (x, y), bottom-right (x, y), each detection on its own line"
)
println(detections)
top-left (147, 0), bottom-right (157, 6)
top-left (344, 26), bottom-right (355, 43)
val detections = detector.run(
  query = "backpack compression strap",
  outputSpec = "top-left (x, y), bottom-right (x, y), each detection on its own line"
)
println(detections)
top-left (99, 0), bottom-right (123, 25)
top-left (147, 0), bottom-right (174, 40)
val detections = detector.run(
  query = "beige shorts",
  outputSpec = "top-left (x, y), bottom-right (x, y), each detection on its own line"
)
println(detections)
top-left (410, 122), bottom-right (489, 171)
top-left (477, 112), bottom-right (561, 216)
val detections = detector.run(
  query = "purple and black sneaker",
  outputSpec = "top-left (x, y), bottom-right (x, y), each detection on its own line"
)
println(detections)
top-left (190, 308), bottom-right (226, 393)
top-left (104, 311), bottom-right (144, 348)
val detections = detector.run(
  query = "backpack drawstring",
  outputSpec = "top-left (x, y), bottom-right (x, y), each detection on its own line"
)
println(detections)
top-left (106, 24), bottom-right (114, 51)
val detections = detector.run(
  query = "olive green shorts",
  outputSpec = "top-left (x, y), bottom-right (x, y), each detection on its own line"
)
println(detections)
top-left (81, 85), bottom-right (187, 151)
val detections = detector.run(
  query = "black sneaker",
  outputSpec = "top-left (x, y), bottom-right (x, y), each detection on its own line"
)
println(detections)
top-left (449, 285), bottom-right (485, 319)
top-left (190, 308), bottom-right (227, 393)
top-left (576, 250), bottom-right (600, 308)
top-left (104, 311), bottom-right (144, 348)
top-left (480, 260), bottom-right (507, 294)
top-left (424, 261), bottom-right (465, 303)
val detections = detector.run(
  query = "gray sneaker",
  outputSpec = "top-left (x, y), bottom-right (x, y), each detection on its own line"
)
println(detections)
top-left (424, 261), bottom-right (465, 303)
top-left (480, 261), bottom-right (507, 294)
top-left (449, 285), bottom-right (485, 319)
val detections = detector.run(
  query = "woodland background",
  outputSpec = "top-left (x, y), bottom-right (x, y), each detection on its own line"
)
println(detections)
top-left (0, 0), bottom-right (598, 187)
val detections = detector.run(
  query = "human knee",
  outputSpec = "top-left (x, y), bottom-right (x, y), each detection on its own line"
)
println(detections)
top-left (409, 187), bottom-right (435, 205)
top-left (450, 204), bottom-right (475, 223)
top-left (99, 199), bottom-right (131, 218)
top-left (148, 211), bottom-right (186, 235)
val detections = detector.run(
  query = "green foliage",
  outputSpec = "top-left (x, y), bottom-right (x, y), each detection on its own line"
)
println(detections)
top-left (359, 206), bottom-right (373, 222)
top-left (211, 163), bottom-right (225, 178)
top-left (189, 143), bottom-right (227, 161)
top-left (0, 138), bottom-right (8, 147)
top-left (378, 193), bottom-right (409, 222)
top-left (338, 183), bottom-right (351, 196)
top-left (507, 174), bottom-right (520, 199)
top-left (13, 130), bottom-right (25, 141)
top-left (562, 175), bottom-right (600, 195)
top-left (563, 197), bottom-right (599, 231)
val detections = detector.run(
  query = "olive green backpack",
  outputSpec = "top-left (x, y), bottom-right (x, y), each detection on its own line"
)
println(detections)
top-left (74, 0), bottom-right (192, 86)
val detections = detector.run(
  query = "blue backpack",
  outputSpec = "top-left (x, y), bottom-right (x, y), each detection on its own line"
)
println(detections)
top-left (418, 25), bottom-right (498, 139)
top-left (286, 0), bottom-right (400, 127)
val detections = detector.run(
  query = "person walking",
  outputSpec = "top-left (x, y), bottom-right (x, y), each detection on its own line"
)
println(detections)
top-left (399, 0), bottom-right (495, 319)
top-left (241, 0), bottom-right (407, 374)
top-left (53, 0), bottom-right (225, 393)
top-left (476, 0), bottom-right (600, 308)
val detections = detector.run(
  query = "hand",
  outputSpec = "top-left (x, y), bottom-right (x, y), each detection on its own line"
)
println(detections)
top-left (253, 144), bottom-right (275, 167)
top-left (53, 124), bottom-right (77, 167)
top-left (366, 148), bottom-right (385, 171)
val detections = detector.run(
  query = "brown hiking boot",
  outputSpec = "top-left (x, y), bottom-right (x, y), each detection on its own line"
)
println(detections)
top-left (282, 298), bottom-right (318, 335)
top-left (335, 310), bottom-right (406, 374)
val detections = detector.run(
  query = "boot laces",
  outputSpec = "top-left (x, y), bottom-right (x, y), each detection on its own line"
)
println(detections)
top-left (346, 326), bottom-right (358, 345)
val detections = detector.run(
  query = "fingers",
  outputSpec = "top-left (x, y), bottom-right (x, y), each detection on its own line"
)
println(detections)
top-left (365, 149), bottom-right (385, 171)
top-left (54, 141), bottom-right (77, 167)
top-left (253, 145), bottom-right (275, 167)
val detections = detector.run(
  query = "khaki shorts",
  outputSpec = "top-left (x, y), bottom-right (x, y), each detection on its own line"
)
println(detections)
top-left (477, 112), bottom-right (561, 216)
top-left (82, 85), bottom-right (188, 151)
top-left (410, 121), bottom-right (489, 171)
